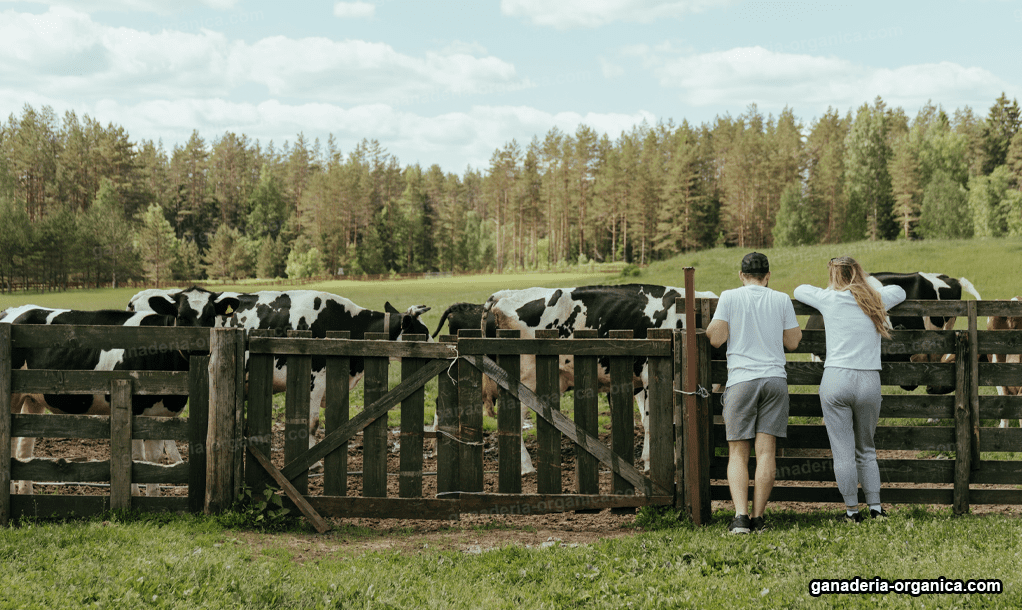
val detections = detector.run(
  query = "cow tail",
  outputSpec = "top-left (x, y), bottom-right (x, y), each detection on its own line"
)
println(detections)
top-left (430, 306), bottom-right (455, 338)
top-left (958, 277), bottom-right (983, 301)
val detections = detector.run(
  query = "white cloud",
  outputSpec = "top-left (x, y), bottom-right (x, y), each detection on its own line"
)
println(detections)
top-left (333, 2), bottom-right (375, 19)
top-left (0, 7), bottom-right (527, 105)
top-left (637, 46), bottom-right (1015, 115)
top-left (500, 0), bottom-right (733, 29)
top-left (0, 0), bottom-right (238, 13)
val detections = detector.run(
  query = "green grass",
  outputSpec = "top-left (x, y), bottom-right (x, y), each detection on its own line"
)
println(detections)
top-left (0, 507), bottom-right (1018, 609)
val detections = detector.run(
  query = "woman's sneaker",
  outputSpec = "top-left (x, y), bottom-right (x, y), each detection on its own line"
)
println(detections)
top-left (750, 516), bottom-right (768, 533)
top-left (842, 511), bottom-right (863, 524)
top-left (728, 514), bottom-right (752, 534)
top-left (869, 508), bottom-right (889, 519)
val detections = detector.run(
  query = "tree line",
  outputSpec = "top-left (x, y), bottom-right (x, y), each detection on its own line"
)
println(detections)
top-left (0, 94), bottom-right (1020, 292)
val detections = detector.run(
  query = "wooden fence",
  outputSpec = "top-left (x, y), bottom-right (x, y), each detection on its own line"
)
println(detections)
top-left (679, 297), bottom-right (1022, 524)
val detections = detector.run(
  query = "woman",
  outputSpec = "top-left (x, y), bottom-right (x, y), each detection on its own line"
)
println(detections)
top-left (793, 257), bottom-right (906, 522)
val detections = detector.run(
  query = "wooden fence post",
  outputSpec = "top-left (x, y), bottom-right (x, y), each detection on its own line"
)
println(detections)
top-left (457, 329), bottom-right (483, 493)
top-left (284, 330), bottom-right (312, 496)
top-left (695, 332), bottom-right (713, 523)
top-left (647, 329), bottom-right (675, 503)
top-left (436, 334), bottom-right (460, 494)
top-left (399, 334), bottom-right (426, 498)
top-left (609, 330), bottom-right (635, 509)
top-left (953, 331), bottom-right (972, 515)
top-left (967, 300), bottom-right (980, 468)
top-left (244, 331), bottom-right (274, 497)
top-left (207, 327), bottom-right (241, 514)
top-left (497, 329), bottom-right (522, 494)
top-left (324, 331), bottom-right (351, 497)
top-left (363, 332), bottom-right (390, 498)
top-left (0, 323), bottom-right (12, 526)
top-left (188, 354), bottom-right (210, 515)
top-left (573, 329), bottom-right (600, 501)
top-left (682, 268), bottom-right (708, 526)
top-left (673, 325), bottom-right (686, 513)
top-left (535, 329), bottom-right (561, 495)
top-left (110, 379), bottom-right (133, 512)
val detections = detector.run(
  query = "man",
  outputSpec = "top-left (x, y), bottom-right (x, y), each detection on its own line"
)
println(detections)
top-left (705, 252), bottom-right (802, 534)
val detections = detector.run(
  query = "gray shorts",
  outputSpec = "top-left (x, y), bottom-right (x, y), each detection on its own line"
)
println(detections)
top-left (722, 377), bottom-right (790, 441)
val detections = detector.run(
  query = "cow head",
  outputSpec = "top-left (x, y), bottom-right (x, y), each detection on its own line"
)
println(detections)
top-left (143, 286), bottom-right (241, 329)
top-left (383, 302), bottom-right (431, 340)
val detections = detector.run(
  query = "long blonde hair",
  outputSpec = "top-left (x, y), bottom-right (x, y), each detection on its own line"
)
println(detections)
top-left (828, 256), bottom-right (892, 339)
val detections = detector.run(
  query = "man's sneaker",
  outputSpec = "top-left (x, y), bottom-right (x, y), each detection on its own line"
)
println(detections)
top-left (750, 516), bottom-right (768, 533)
top-left (728, 514), bottom-right (752, 534)
top-left (842, 511), bottom-right (863, 524)
top-left (869, 508), bottom-right (889, 519)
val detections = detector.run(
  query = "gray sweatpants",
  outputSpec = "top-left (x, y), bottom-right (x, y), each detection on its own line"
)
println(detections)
top-left (819, 368), bottom-right (882, 507)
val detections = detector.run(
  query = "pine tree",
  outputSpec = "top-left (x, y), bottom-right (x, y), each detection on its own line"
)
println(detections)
top-left (772, 184), bottom-right (816, 246)
top-left (919, 171), bottom-right (972, 239)
top-left (134, 203), bottom-right (179, 287)
top-left (844, 98), bottom-right (897, 241)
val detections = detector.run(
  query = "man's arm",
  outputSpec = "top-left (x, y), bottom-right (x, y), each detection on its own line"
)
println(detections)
top-left (705, 319), bottom-right (728, 348)
top-left (782, 326), bottom-right (802, 351)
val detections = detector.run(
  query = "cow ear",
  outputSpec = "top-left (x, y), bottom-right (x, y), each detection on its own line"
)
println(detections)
top-left (215, 296), bottom-right (240, 316)
top-left (147, 295), bottom-right (177, 317)
top-left (384, 302), bottom-right (399, 314)
top-left (406, 305), bottom-right (430, 318)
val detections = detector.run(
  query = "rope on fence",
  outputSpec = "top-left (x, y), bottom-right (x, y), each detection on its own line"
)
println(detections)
top-left (675, 385), bottom-right (710, 399)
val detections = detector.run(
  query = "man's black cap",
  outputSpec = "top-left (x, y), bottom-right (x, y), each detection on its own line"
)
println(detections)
top-left (741, 252), bottom-right (769, 273)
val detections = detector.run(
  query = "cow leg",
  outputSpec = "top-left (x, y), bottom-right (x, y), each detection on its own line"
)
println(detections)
top-left (636, 388), bottom-right (651, 472)
top-left (308, 371), bottom-right (327, 473)
top-left (13, 395), bottom-right (46, 495)
top-left (520, 405), bottom-right (535, 474)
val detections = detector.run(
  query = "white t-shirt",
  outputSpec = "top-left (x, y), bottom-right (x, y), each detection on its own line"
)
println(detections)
top-left (793, 284), bottom-right (907, 370)
top-left (711, 284), bottom-right (799, 387)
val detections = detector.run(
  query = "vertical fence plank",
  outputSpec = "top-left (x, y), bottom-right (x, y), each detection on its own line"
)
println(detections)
top-left (953, 331), bottom-right (972, 515)
top-left (207, 327), bottom-right (240, 514)
top-left (234, 326), bottom-right (247, 503)
top-left (400, 334), bottom-right (426, 498)
top-left (573, 329), bottom-right (600, 500)
top-left (457, 329), bottom-right (483, 493)
top-left (672, 325), bottom-right (686, 511)
top-left (110, 379), bottom-right (133, 512)
top-left (609, 330), bottom-right (634, 507)
top-left (682, 269), bottom-right (706, 525)
top-left (535, 329), bottom-right (562, 495)
top-left (245, 331), bottom-right (275, 497)
top-left (695, 332), bottom-right (713, 523)
top-left (284, 330), bottom-right (312, 496)
top-left (363, 332), bottom-right (390, 498)
top-left (497, 329), bottom-right (522, 494)
top-left (648, 329), bottom-right (675, 502)
top-left (325, 331), bottom-right (351, 497)
top-left (967, 301), bottom-right (980, 468)
top-left (188, 354), bottom-right (211, 514)
top-left (0, 323), bottom-right (12, 526)
top-left (436, 335), bottom-right (460, 494)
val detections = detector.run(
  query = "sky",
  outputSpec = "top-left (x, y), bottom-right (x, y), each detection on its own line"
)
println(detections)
top-left (1, 0), bottom-right (1019, 173)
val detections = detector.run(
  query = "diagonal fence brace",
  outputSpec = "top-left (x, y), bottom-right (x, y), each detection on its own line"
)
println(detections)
top-left (247, 443), bottom-right (331, 533)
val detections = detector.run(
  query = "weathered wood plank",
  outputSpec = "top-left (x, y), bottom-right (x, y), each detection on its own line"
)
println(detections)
top-left (647, 329), bottom-right (675, 507)
top-left (971, 459), bottom-right (1022, 485)
top-left (247, 444), bottom-right (330, 533)
top-left (8, 459), bottom-right (189, 484)
top-left (109, 379), bottom-right (132, 512)
top-left (284, 330), bottom-right (312, 496)
top-left (244, 333), bottom-right (274, 496)
top-left (277, 358), bottom-right (453, 483)
top-left (977, 427), bottom-right (1022, 452)
top-left (10, 325), bottom-right (210, 351)
top-left (709, 458), bottom-right (955, 484)
top-left (450, 492), bottom-right (673, 517)
top-left (496, 330), bottom-right (522, 495)
top-left (709, 485), bottom-right (955, 505)
top-left (977, 362), bottom-right (1022, 386)
top-left (206, 328), bottom-right (241, 514)
top-left (977, 395), bottom-right (1022, 420)
top-left (248, 337), bottom-right (453, 359)
top-left (710, 361), bottom-right (956, 387)
top-left (362, 332), bottom-right (390, 498)
top-left (306, 496), bottom-right (459, 520)
top-left (188, 355), bottom-right (210, 515)
top-left (695, 332), bottom-right (713, 523)
top-left (462, 355), bottom-right (668, 497)
top-left (455, 338), bottom-right (671, 357)
top-left (10, 495), bottom-right (189, 518)
top-left (534, 329), bottom-right (561, 495)
top-left (776, 394), bottom-right (956, 420)
top-left (975, 330), bottom-right (1022, 353)
top-left (399, 335), bottom-right (426, 498)
top-left (573, 330), bottom-right (600, 502)
top-left (793, 329), bottom-right (957, 355)
top-left (969, 489), bottom-right (1022, 505)
top-left (0, 324), bottom-right (10, 526)
top-left (436, 335), bottom-right (460, 495)
top-left (954, 331), bottom-right (971, 514)
top-left (712, 424), bottom-right (956, 451)
top-left (608, 330), bottom-right (634, 500)
top-left (132, 416), bottom-right (189, 441)
top-left (457, 330), bottom-right (484, 493)
top-left (975, 300), bottom-right (1022, 317)
top-left (12, 370), bottom-right (189, 395)
top-left (324, 331), bottom-right (351, 498)
top-left (698, 298), bottom-right (974, 319)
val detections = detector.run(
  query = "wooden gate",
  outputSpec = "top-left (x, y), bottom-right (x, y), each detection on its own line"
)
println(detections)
top-left (235, 327), bottom-right (677, 528)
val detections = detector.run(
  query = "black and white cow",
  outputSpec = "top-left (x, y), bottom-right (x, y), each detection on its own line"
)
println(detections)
top-left (806, 272), bottom-right (982, 394)
top-left (430, 302), bottom-right (500, 417)
top-left (1, 296), bottom-right (225, 495)
top-left (484, 284), bottom-right (718, 473)
top-left (135, 288), bottom-right (432, 452)
top-left (985, 298), bottom-right (1022, 429)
